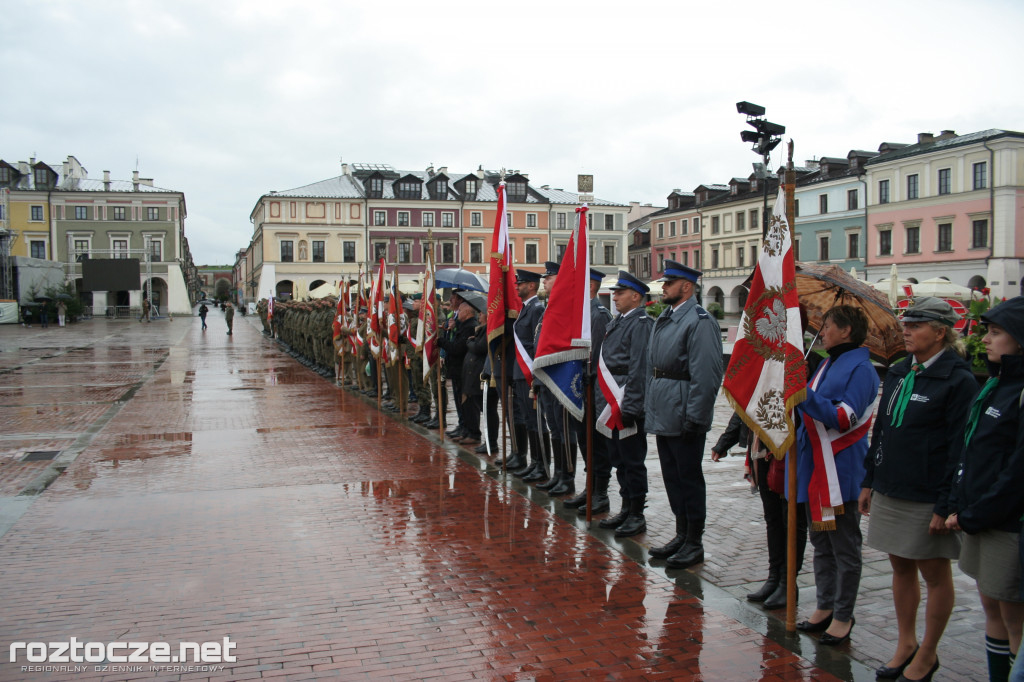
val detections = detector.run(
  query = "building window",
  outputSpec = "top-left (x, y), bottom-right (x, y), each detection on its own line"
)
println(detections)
top-left (343, 241), bottom-right (356, 263)
top-left (147, 207), bottom-right (159, 221)
top-left (693, 217), bottom-right (701, 232)
top-left (973, 162), bottom-right (987, 190)
top-left (847, 189), bottom-right (858, 211)
top-left (669, 221), bottom-right (676, 236)
top-left (711, 216), bottom-right (720, 234)
top-left (657, 223), bottom-right (664, 239)
top-left (748, 210), bottom-right (756, 232)
top-left (527, 213), bottom-right (537, 228)
top-left (711, 248), bottom-right (719, 269)
top-left (441, 242), bottom-right (455, 264)
top-left (374, 211), bottom-right (386, 226)
top-left (736, 246), bottom-right (745, 268)
top-left (74, 239), bottom-right (89, 257)
top-left (879, 179), bottom-right (890, 204)
top-left (75, 206), bottom-right (88, 220)
top-left (507, 181), bottom-right (526, 200)
top-left (972, 219), bottom-right (988, 248)
top-left (30, 240), bottom-right (46, 259)
top-left (907, 174), bottom-right (919, 200)
top-left (937, 223), bottom-right (952, 252)
top-left (658, 254), bottom-right (665, 272)
top-left (555, 243), bottom-right (566, 262)
top-left (469, 242), bottom-right (483, 263)
top-left (34, 168), bottom-right (49, 187)
top-left (435, 179), bottom-right (447, 197)
top-left (681, 252), bottom-right (688, 267)
top-left (794, 199), bottom-right (800, 217)
top-left (471, 212), bottom-right (481, 227)
top-left (879, 230), bottom-right (892, 256)
top-left (681, 219), bottom-right (688, 235)
top-left (848, 233), bottom-right (859, 259)
top-left (280, 240), bottom-right (294, 262)
top-left (149, 240), bottom-right (162, 261)
top-left (605, 214), bottom-right (614, 230)
top-left (735, 212), bottom-right (745, 232)
top-left (525, 243), bottom-right (538, 264)
top-left (397, 211), bottom-right (410, 227)
top-left (312, 240), bottom-right (325, 262)
top-left (30, 205), bottom-right (44, 221)
top-left (422, 212), bottom-right (434, 228)
top-left (506, 213), bottom-right (513, 227)
top-left (464, 180), bottom-right (477, 197)
top-left (694, 249), bottom-right (700, 267)
top-left (113, 206), bottom-right (126, 220)
top-left (819, 194), bottom-right (828, 214)
top-left (818, 236), bottom-right (829, 261)
top-left (397, 181), bottom-right (419, 198)
top-left (397, 243), bottom-right (411, 263)
top-left (557, 213), bottom-right (567, 230)
top-left (374, 242), bottom-right (387, 261)
top-left (442, 212), bottom-right (454, 227)
top-left (906, 226), bottom-right (920, 254)
top-left (938, 168), bottom-right (951, 195)
top-left (113, 239), bottom-right (129, 259)
top-left (604, 244), bottom-right (615, 264)
top-left (369, 177), bottom-right (383, 196)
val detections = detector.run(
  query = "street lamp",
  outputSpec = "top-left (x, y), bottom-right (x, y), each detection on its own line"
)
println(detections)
top-left (737, 101), bottom-right (785, 237)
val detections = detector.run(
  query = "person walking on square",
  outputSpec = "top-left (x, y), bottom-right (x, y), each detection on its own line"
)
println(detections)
top-left (198, 303), bottom-right (209, 330)
top-left (57, 300), bottom-right (67, 327)
top-left (946, 296), bottom-right (1024, 682)
top-left (860, 297), bottom-right (978, 681)
top-left (594, 271), bottom-right (652, 537)
top-left (225, 304), bottom-right (234, 335)
top-left (645, 260), bottom-right (723, 566)
top-left (141, 298), bottom-right (151, 323)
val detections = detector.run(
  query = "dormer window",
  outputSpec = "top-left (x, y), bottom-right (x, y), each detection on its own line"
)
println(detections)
top-left (507, 181), bottom-right (526, 200)
top-left (464, 179), bottom-right (477, 197)
top-left (435, 179), bottom-right (447, 197)
top-left (396, 179), bottom-right (421, 199)
top-left (34, 168), bottom-right (51, 188)
top-left (368, 176), bottom-right (383, 198)
top-left (750, 179), bottom-right (759, 191)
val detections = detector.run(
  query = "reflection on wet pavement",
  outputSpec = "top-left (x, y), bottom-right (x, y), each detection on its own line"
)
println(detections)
top-left (0, 318), bottom-right (844, 680)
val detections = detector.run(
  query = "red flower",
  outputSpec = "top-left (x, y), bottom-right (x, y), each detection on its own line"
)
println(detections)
top-left (982, 287), bottom-right (991, 295)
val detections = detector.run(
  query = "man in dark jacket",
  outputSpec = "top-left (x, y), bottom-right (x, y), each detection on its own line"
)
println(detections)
top-left (510, 270), bottom-right (544, 476)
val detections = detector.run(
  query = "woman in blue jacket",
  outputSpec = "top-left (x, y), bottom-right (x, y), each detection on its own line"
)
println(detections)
top-left (860, 297), bottom-right (978, 681)
top-left (947, 296), bottom-right (1024, 682)
top-left (793, 306), bottom-right (879, 646)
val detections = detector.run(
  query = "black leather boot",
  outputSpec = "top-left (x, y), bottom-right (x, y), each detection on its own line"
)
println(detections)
top-left (578, 477), bottom-right (611, 516)
top-left (649, 515), bottom-right (687, 559)
top-left (763, 575), bottom-right (790, 609)
top-left (666, 518), bottom-right (705, 568)
top-left (522, 431), bottom-right (547, 481)
top-left (505, 425), bottom-right (528, 471)
top-left (747, 570), bottom-right (781, 602)
top-left (615, 496), bottom-right (647, 537)
top-left (537, 439), bottom-right (564, 490)
top-left (599, 498), bottom-right (630, 529)
top-left (549, 441), bottom-right (576, 496)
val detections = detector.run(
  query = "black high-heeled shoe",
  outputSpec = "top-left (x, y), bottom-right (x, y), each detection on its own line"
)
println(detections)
top-left (795, 614), bottom-right (832, 632)
top-left (896, 657), bottom-right (939, 682)
top-left (819, 617), bottom-right (854, 646)
top-left (876, 646), bottom-right (918, 679)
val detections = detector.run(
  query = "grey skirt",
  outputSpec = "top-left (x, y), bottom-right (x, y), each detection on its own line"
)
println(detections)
top-left (960, 529), bottom-right (1023, 602)
top-left (866, 491), bottom-right (961, 560)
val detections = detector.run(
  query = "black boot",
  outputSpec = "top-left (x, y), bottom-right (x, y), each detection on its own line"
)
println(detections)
top-left (599, 498), bottom-right (630, 529)
top-left (505, 425), bottom-right (528, 470)
top-left (762, 575), bottom-right (790, 609)
top-left (522, 431), bottom-right (548, 481)
top-left (666, 518), bottom-right (705, 568)
top-left (615, 496), bottom-right (647, 537)
top-left (537, 440), bottom-right (564, 490)
top-left (549, 441), bottom-right (576, 496)
top-left (649, 515), bottom-right (687, 559)
top-left (747, 570), bottom-right (781, 602)
top-left (411, 404), bottom-right (431, 423)
top-left (578, 477), bottom-right (611, 516)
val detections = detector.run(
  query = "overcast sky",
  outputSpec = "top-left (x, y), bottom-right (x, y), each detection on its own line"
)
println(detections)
top-left (3, 0), bottom-right (1023, 265)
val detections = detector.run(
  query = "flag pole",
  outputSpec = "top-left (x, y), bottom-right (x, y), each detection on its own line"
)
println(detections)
top-left (784, 141), bottom-right (799, 634)
top-left (501, 335), bottom-right (511, 473)
top-left (436, 361), bottom-right (444, 443)
top-left (585, 369), bottom-right (594, 525)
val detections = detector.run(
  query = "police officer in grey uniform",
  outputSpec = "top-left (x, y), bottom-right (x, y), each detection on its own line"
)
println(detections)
top-left (646, 260), bottom-right (723, 567)
top-left (510, 269), bottom-right (544, 476)
top-left (533, 261), bottom-right (573, 490)
top-left (595, 271), bottom-right (653, 537)
top-left (566, 268), bottom-right (614, 514)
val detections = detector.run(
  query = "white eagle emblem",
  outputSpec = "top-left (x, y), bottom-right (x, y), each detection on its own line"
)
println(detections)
top-left (755, 299), bottom-right (787, 344)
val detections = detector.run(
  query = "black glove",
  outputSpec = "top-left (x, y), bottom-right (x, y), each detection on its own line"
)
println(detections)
top-left (682, 421), bottom-right (704, 440)
top-left (621, 413), bottom-right (638, 429)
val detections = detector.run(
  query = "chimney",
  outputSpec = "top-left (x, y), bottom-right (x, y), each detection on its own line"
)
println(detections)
top-left (937, 130), bottom-right (957, 141)
top-left (341, 162), bottom-right (349, 176)
top-left (438, 166), bottom-right (447, 176)
top-left (132, 170), bottom-right (140, 191)
top-left (103, 170), bottom-right (111, 191)
top-left (475, 165), bottom-right (485, 180)
top-left (917, 132), bottom-right (935, 144)
top-left (426, 164), bottom-right (434, 176)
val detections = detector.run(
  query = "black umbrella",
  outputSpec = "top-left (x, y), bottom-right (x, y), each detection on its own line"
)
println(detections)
top-left (34, 295), bottom-right (53, 302)
top-left (55, 293), bottom-right (74, 300)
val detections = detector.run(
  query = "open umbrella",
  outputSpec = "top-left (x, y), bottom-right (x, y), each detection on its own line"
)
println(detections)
top-left (795, 262), bottom-right (906, 365)
top-left (434, 267), bottom-right (487, 292)
top-left (34, 295), bottom-right (53, 302)
top-left (55, 293), bottom-right (74, 300)
top-left (913, 277), bottom-right (973, 300)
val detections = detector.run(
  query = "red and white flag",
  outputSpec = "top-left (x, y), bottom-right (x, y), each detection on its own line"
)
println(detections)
top-left (387, 271), bottom-right (400, 365)
top-left (487, 181), bottom-right (521, 350)
top-left (595, 352), bottom-right (637, 439)
top-left (418, 251), bottom-right (438, 379)
top-left (368, 259), bottom-right (385, 358)
top-left (722, 181), bottom-right (807, 458)
top-left (267, 296), bottom-right (274, 322)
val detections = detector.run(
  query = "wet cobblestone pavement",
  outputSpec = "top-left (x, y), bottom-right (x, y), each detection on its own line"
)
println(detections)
top-left (0, 313), bottom-right (987, 680)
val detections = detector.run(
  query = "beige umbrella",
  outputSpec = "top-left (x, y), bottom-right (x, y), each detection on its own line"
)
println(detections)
top-left (888, 263), bottom-right (900, 306)
top-left (308, 281), bottom-right (338, 299)
top-left (913, 277), bottom-right (973, 300)
top-left (397, 278), bottom-right (421, 295)
top-left (873, 276), bottom-right (915, 302)
top-left (293, 280), bottom-right (309, 300)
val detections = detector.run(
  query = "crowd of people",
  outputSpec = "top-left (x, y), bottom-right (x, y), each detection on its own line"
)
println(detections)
top-left (255, 267), bottom-right (1024, 682)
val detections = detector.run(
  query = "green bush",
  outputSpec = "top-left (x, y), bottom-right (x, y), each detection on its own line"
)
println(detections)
top-left (706, 302), bottom-right (725, 320)
top-left (645, 300), bottom-right (667, 319)
top-left (963, 298), bottom-right (993, 372)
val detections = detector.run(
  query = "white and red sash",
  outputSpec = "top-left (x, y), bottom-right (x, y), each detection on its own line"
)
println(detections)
top-left (804, 357), bottom-right (875, 530)
top-left (596, 353), bottom-right (637, 439)
top-left (513, 326), bottom-right (534, 386)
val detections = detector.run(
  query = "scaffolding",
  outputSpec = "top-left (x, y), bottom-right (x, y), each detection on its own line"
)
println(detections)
top-left (0, 188), bottom-right (13, 300)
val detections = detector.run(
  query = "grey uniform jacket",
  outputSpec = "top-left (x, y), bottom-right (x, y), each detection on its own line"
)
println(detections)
top-left (589, 297), bottom-right (612, 374)
top-left (645, 298), bottom-right (723, 436)
top-left (512, 296), bottom-right (544, 381)
top-left (594, 307), bottom-right (653, 423)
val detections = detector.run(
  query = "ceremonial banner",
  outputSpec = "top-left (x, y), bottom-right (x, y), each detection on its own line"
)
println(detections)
top-left (387, 271), bottom-right (400, 365)
top-left (418, 252), bottom-right (438, 379)
top-left (487, 181), bottom-right (521, 349)
top-left (267, 296), bottom-right (274, 322)
top-left (532, 205), bottom-right (591, 420)
top-left (368, 259), bottom-right (385, 358)
top-left (332, 280), bottom-right (347, 341)
top-left (722, 183), bottom-right (807, 458)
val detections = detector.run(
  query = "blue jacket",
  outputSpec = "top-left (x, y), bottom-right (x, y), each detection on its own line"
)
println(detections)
top-left (793, 345), bottom-right (879, 504)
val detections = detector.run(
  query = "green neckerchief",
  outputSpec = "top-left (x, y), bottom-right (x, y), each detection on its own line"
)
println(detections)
top-left (891, 362), bottom-right (922, 428)
top-left (964, 377), bottom-right (999, 446)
